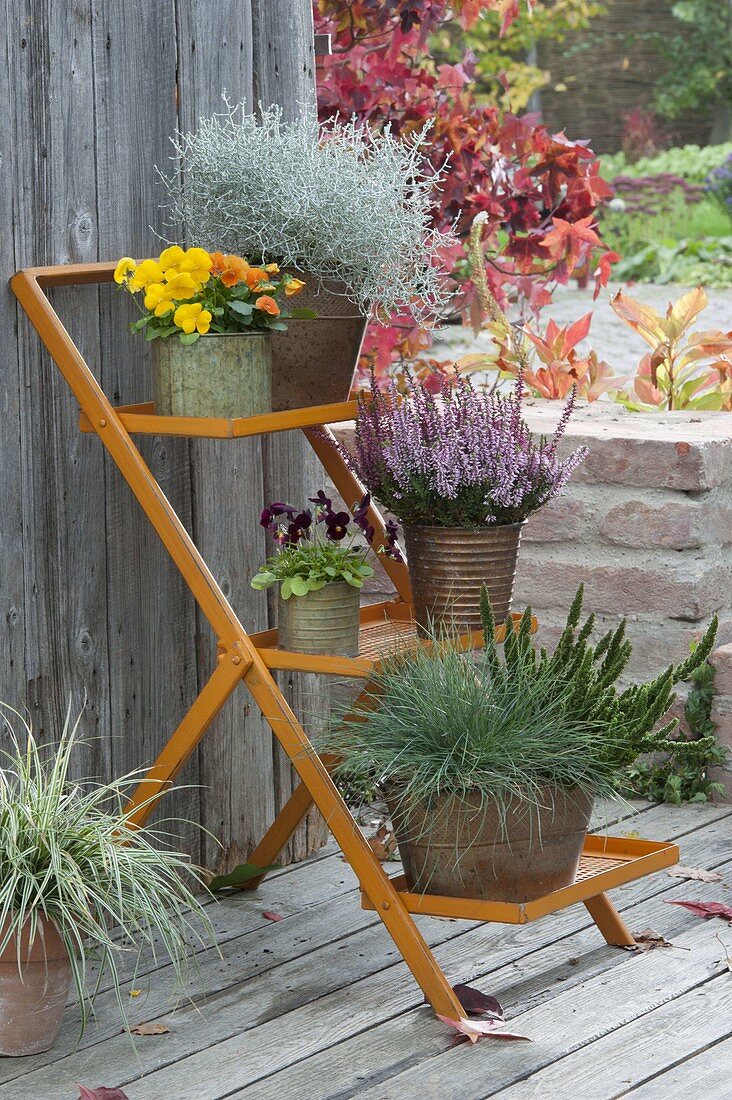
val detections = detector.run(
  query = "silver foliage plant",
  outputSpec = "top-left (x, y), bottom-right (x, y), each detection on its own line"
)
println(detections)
top-left (159, 103), bottom-right (454, 322)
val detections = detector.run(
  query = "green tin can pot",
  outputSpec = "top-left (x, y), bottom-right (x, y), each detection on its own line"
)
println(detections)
top-left (278, 581), bottom-right (360, 657)
top-left (153, 332), bottom-right (272, 419)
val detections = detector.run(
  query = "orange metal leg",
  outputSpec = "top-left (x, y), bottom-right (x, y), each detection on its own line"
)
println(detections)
top-left (245, 659), bottom-right (465, 1020)
top-left (125, 647), bottom-right (250, 827)
top-left (584, 892), bottom-right (636, 947)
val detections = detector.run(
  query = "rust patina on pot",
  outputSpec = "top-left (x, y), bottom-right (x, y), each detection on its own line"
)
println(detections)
top-left (387, 785), bottom-right (594, 902)
top-left (153, 332), bottom-right (271, 419)
top-left (278, 580), bottom-right (361, 656)
top-left (0, 915), bottom-right (72, 1056)
top-left (271, 274), bottom-right (367, 411)
top-left (403, 521), bottom-right (525, 632)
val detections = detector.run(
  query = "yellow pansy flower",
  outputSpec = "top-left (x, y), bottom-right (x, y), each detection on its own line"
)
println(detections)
top-left (173, 302), bottom-right (212, 335)
top-left (264, 263), bottom-right (280, 274)
top-left (128, 258), bottom-right (165, 291)
top-left (114, 257), bottom-right (136, 284)
top-left (179, 247), bottom-right (213, 288)
top-left (143, 283), bottom-right (175, 317)
top-left (162, 271), bottom-right (197, 300)
top-left (285, 277), bottom-right (305, 296)
top-left (158, 245), bottom-right (186, 271)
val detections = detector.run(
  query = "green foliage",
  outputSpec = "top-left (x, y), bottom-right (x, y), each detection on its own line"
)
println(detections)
top-left (600, 143), bottom-right (732, 184)
top-left (0, 703), bottom-right (215, 1037)
top-left (324, 586), bottom-right (718, 815)
top-left (649, 2), bottom-right (732, 123)
top-left (623, 650), bottom-right (730, 805)
top-left (251, 541), bottom-right (373, 598)
top-left (602, 188), bottom-right (732, 288)
top-left (431, 0), bottom-right (605, 111)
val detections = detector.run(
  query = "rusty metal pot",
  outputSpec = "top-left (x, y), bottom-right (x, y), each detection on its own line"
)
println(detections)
top-left (403, 522), bottom-right (525, 631)
top-left (0, 915), bottom-right (72, 1056)
top-left (278, 580), bottom-right (360, 656)
top-left (271, 273), bottom-right (367, 411)
top-left (387, 785), bottom-right (594, 902)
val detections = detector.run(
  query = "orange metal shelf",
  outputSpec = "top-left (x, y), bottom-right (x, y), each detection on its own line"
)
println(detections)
top-left (251, 599), bottom-right (537, 677)
top-left (78, 400), bottom-right (358, 439)
top-left (360, 835), bottom-right (680, 924)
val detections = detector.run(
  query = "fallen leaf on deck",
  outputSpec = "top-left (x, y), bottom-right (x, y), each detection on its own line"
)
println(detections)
top-left (625, 928), bottom-right (674, 952)
top-left (208, 861), bottom-right (280, 893)
top-left (129, 989), bottom-right (141, 998)
top-left (622, 830), bottom-right (641, 840)
top-left (452, 983), bottom-right (504, 1019)
top-left (76, 1088), bottom-right (130, 1100)
top-left (437, 1015), bottom-right (531, 1045)
top-left (262, 910), bottom-right (285, 922)
top-left (368, 824), bottom-right (398, 861)
top-left (666, 900), bottom-right (732, 922)
top-left (128, 1021), bottom-right (170, 1036)
top-left (667, 866), bottom-right (723, 884)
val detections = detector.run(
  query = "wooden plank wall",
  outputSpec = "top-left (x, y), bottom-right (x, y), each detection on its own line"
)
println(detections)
top-left (0, 0), bottom-right (326, 871)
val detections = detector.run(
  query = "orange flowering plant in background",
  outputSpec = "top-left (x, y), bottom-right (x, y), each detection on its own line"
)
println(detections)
top-left (114, 246), bottom-right (309, 344)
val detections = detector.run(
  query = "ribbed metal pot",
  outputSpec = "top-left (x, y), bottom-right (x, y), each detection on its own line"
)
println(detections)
top-left (403, 522), bottom-right (525, 631)
top-left (271, 273), bottom-right (367, 411)
top-left (153, 332), bottom-right (271, 418)
top-left (387, 786), bottom-right (594, 902)
top-left (0, 915), bottom-right (72, 1056)
top-left (278, 580), bottom-right (360, 656)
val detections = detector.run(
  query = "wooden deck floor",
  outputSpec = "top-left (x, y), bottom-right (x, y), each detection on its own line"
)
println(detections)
top-left (2, 799), bottom-right (730, 1099)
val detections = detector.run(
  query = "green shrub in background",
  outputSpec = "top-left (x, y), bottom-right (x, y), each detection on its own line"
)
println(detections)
top-left (623, 646), bottom-right (729, 805)
top-left (601, 143), bottom-right (732, 184)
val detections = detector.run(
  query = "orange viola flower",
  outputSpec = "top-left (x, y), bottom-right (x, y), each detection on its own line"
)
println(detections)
top-left (254, 295), bottom-right (280, 316)
top-left (221, 255), bottom-right (251, 287)
top-left (209, 251), bottom-right (227, 275)
top-left (245, 267), bottom-right (268, 290)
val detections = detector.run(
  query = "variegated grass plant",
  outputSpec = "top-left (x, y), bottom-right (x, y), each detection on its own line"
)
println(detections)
top-left (158, 103), bottom-right (454, 323)
top-left (0, 702), bottom-right (216, 1036)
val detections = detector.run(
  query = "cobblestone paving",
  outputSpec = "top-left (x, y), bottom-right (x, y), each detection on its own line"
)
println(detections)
top-left (428, 282), bottom-right (732, 377)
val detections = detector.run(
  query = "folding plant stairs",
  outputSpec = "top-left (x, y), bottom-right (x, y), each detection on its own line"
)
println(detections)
top-left (11, 262), bottom-right (680, 1024)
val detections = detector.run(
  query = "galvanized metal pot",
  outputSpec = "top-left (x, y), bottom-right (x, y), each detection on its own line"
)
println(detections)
top-left (0, 916), bottom-right (72, 1056)
top-left (403, 522), bottom-right (525, 632)
top-left (387, 785), bottom-right (594, 903)
top-left (271, 273), bottom-right (367, 411)
top-left (278, 580), bottom-right (360, 656)
top-left (153, 332), bottom-right (272, 418)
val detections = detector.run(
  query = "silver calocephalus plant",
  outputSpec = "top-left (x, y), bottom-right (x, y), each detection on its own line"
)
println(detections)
top-left (158, 103), bottom-right (454, 323)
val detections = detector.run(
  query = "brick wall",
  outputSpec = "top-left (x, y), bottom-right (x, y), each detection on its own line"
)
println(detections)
top-left (332, 401), bottom-right (732, 797)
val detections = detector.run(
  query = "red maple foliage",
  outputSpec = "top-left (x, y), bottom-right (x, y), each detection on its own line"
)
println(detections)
top-left (313, 1), bottom-right (616, 377)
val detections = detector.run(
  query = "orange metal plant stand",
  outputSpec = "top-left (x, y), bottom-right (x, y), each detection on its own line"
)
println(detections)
top-left (12, 262), bottom-right (679, 1025)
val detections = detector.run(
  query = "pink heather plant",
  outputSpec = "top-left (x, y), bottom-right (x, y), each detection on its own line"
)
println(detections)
top-left (350, 372), bottom-right (587, 528)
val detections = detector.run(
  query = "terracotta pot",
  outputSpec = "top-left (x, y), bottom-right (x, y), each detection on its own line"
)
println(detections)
top-left (278, 580), bottom-right (360, 656)
top-left (271, 273), bottom-right (367, 411)
top-left (0, 915), bottom-right (72, 1056)
top-left (403, 522), bottom-right (525, 632)
top-left (387, 785), bottom-right (594, 902)
top-left (153, 332), bottom-right (271, 418)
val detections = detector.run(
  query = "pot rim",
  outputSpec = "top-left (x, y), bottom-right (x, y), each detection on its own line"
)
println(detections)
top-left (403, 519), bottom-right (527, 534)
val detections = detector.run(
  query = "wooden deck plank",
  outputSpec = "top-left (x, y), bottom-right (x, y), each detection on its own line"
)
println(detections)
top-left (351, 917), bottom-right (730, 1100)
top-left (623, 1036), bottom-right (732, 1098)
top-left (492, 975), bottom-right (732, 1099)
top-left (243, 847), bottom-right (732, 1099)
top-left (3, 804), bottom-right (724, 1100)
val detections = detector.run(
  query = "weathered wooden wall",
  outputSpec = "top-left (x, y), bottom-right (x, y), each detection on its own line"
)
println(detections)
top-left (0, 0), bottom-right (325, 871)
